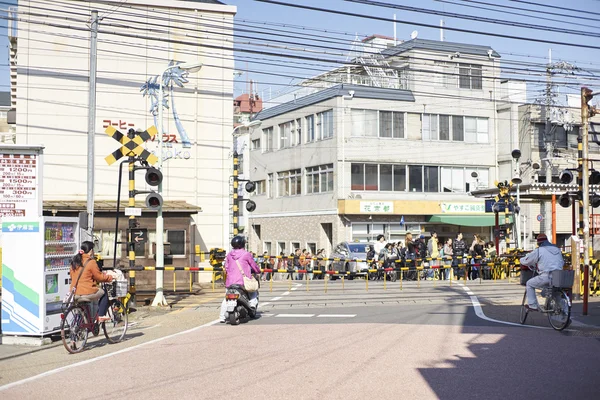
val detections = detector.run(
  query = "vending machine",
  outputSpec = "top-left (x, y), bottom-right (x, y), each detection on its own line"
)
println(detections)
top-left (1, 216), bottom-right (79, 336)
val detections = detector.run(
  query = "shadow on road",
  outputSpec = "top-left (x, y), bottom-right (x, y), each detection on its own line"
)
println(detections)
top-left (418, 299), bottom-right (600, 399)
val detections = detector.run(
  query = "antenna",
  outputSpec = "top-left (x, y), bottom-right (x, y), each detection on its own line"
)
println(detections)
top-left (411, 30), bottom-right (418, 40)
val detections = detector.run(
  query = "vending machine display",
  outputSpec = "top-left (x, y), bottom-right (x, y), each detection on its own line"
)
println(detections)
top-left (1, 216), bottom-right (79, 336)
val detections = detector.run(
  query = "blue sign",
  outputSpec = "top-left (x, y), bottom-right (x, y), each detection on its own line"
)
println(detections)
top-left (2, 222), bottom-right (40, 232)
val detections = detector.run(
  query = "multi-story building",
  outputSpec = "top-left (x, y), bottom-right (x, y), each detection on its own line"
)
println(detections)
top-left (249, 37), bottom-right (513, 256)
top-left (6, 0), bottom-right (236, 287)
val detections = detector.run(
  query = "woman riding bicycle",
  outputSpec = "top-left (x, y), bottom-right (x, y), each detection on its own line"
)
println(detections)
top-left (519, 233), bottom-right (564, 311)
top-left (70, 241), bottom-right (114, 322)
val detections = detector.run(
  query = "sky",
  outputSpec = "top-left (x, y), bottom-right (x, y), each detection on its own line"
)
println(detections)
top-left (0, 0), bottom-right (598, 104)
top-left (224, 0), bottom-right (600, 103)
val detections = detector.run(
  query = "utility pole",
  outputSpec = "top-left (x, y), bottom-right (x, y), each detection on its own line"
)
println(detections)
top-left (86, 10), bottom-right (98, 241)
top-left (542, 49), bottom-right (553, 239)
top-left (581, 86), bottom-right (598, 314)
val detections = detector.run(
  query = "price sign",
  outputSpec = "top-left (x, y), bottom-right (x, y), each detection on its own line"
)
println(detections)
top-left (0, 153), bottom-right (39, 218)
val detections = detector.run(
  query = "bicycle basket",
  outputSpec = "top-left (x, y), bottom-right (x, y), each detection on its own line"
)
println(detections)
top-left (109, 280), bottom-right (128, 297)
top-left (520, 269), bottom-right (534, 286)
top-left (551, 270), bottom-right (574, 288)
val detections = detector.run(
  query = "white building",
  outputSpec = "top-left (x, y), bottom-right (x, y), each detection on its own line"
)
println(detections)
top-left (248, 37), bottom-right (510, 256)
top-left (8, 0), bottom-right (236, 279)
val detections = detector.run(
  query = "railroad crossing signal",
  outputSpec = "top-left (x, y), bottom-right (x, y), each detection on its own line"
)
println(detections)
top-left (104, 126), bottom-right (159, 165)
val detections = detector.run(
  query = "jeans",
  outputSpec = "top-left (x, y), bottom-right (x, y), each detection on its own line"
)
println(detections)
top-left (219, 291), bottom-right (259, 320)
top-left (526, 273), bottom-right (550, 308)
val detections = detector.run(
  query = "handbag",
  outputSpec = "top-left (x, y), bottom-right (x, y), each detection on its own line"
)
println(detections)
top-left (235, 259), bottom-right (259, 293)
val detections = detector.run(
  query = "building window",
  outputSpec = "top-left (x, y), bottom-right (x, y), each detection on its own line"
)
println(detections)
top-left (167, 230), bottom-right (186, 256)
top-left (277, 169), bottom-right (301, 197)
top-left (379, 111), bottom-right (404, 138)
top-left (424, 166), bottom-right (439, 192)
top-left (452, 116), bottom-right (464, 141)
top-left (255, 180), bottom-right (266, 195)
top-left (351, 109), bottom-right (377, 137)
top-left (93, 230), bottom-right (123, 260)
top-left (251, 138), bottom-right (261, 150)
top-left (279, 121), bottom-right (292, 149)
top-left (291, 118), bottom-right (302, 146)
top-left (262, 127), bottom-right (273, 152)
top-left (422, 114), bottom-right (438, 141)
top-left (317, 109), bottom-right (334, 139)
top-left (408, 165), bottom-right (423, 192)
top-left (278, 241), bottom-right (286, 255)
top-left (351, 163), bottom-right (378, 191)
top-left (264, 241), bottom-right (272, 255)
top-left (237, 153), bottom-right (244, 173)
top-left (380, 164), bottom-right (409, 192)
top-left (439, 115), bottom-right (450, 141)
top-left (306, 115), bottom-right (315, 142)
top-left (459, 64), bottom-right (482, 89)
top-left (306, 164), bottom-right (334, 194)
top-left (268, 173), bottom-right (274, 198)
top-left (440, 167), bottom-right (489, 192)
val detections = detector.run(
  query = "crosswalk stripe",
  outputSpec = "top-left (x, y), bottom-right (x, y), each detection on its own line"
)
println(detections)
top-left (275, 314), bottom-right (315, 318)
top-left (316, 314), bottom-right (357, 318)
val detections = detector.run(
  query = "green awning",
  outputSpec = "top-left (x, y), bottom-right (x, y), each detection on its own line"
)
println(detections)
top-left (427, 214), bottom-right (514, 227)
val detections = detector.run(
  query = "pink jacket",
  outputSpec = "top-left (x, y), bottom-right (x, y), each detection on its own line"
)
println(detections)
top-left (225, 249), bottom-right (261, 288)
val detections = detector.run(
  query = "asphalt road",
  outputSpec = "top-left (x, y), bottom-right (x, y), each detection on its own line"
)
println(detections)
top-left (1, 280), bottom-right (598, 399)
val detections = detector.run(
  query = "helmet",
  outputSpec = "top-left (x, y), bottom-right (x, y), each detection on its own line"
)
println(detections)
top-left (231, 235), bottom-right (246, 249)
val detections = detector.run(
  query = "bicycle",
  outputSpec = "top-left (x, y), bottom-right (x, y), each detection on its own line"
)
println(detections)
top-left (519, 267), bottom-right (573, 331)
top-left (60, 282), bottom-right (129, 354)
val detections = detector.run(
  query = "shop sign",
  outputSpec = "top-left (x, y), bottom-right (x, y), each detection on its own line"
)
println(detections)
top-left (0, 153), bottom-right (39, 218)
top-left (441, 203), bottom-right (485, 213)
top-left (360, 201), bottom-right (394, 213)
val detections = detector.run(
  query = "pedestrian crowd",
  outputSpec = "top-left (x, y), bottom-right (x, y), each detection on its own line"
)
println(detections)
top-left (253, 232), bottom-right (498, 281)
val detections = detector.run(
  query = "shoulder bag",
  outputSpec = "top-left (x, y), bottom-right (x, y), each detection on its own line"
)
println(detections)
top-left (62, 258), bottom-right (93, 307)
top-left (235, 259), bottom-right (259, 293)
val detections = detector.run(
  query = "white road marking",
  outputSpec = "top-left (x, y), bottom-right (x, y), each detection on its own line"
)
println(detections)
top-left (0, 319), bottom-right (221, 392)
top-left (291, 287), bottom-right (298, 291)
top-left (269, 297), bottom-right (282, 301)
top-left (316, 314), bottom-right (357, 318)
top-left (275, 314), bottom-right (314, 318)
top-left (282, 292), bottom-right (290, 296)
top-left (460, 284), bottom-right (550, 330)
top-left (261, 302), bottom-right (271, 307)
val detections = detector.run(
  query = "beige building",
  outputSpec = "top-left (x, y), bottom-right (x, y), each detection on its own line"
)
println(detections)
top-left (9, 0), bottom-right (236, 283)
top-left (248, 38), bottom-right (509, 256)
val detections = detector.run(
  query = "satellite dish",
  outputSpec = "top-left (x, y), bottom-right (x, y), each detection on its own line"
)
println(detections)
top-left (411, 30), bottom-right (418, 39)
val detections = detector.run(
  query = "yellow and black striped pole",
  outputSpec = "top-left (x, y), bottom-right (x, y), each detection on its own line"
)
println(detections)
top-left (578, 135), bottom-right (584, 240)
top-left (233, 151), bottom-right (239, 236)
top-left (127, 130), bottom-right (137, 307)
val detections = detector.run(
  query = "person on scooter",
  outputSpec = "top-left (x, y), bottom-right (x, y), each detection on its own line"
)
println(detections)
top-left (519, 233), bottom-right (564, 311)
top-left (219, 235), bottom-right (261, 323)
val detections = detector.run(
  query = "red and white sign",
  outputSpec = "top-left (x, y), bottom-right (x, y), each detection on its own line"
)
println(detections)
top-left (0, 153), bottom-right (39, 218)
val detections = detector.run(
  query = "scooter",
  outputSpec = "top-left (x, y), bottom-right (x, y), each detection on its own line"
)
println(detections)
top-left (224, 284), bottom-right (259, 325)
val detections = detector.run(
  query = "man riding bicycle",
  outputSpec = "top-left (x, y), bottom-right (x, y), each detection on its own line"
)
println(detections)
top-left (519, 233), bottom-right (564, 311)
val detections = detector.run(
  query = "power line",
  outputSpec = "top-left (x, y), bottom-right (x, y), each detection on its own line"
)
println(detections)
top-left (510, 0), bottom-right (600, 18)
top-left (253, 0), bottom-right (600, 50)
top-left (345, 0), bottom-right (600, 38)
top-left (448, 0), bottom-right (600, 24)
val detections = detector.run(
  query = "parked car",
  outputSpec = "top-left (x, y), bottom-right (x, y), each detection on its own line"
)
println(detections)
top-left (329, 242), bottom-right (374, 276)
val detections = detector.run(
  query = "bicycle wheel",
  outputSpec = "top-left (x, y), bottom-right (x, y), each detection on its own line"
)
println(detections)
top-left (547, 290), bottom-right (571, 331)
top-left (519, 291), bottom-right (529, 325)
top-left (103, 299), bottom-right (128, 343)
top-left (61, 306), bottom-right (89, 354)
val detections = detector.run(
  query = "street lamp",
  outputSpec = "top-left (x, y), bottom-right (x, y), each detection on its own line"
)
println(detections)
top-left (152, 61), bottom-right (202, 307)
